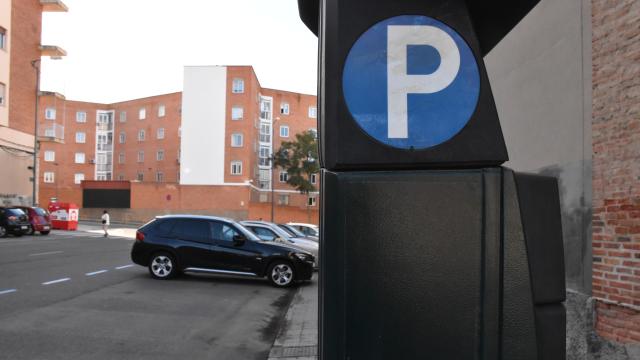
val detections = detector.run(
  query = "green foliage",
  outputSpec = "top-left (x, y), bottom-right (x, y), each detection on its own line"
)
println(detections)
top-left (273, 130), bottom-right (319, 194)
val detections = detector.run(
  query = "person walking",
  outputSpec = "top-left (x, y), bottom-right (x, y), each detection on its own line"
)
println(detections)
top-left (101, 210), bottom-right (110, 237)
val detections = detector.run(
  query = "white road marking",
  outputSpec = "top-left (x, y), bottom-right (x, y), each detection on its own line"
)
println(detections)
top-left (115, 264), bottom-right (134, 270)
top-left (29, 251), bottom-right (63, 257)
top-left (0, 289), bottom-right (17, 295)
top-left (85, 270), bottom-right (108, 276)
top-left (42, 278), bottom-right (70, 285)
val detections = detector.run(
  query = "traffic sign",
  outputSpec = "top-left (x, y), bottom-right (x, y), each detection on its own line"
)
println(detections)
top-left (343, 15), bottom-right (480, 150)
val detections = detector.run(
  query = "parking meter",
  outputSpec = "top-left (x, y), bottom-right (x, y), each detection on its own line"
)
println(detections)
top-left (297, 0), bottom-right (566, 359)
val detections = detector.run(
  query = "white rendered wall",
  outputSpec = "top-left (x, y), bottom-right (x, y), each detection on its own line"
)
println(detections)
top-left (180, 66), bottom-right (227, 185)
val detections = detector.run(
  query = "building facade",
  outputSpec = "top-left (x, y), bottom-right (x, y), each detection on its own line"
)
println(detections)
top-left (0, 0), bottom-right (66, 206)
top-left (484, 0), bottom-right (638, 357)
top-left (38, 66), bottom-right (319, 223)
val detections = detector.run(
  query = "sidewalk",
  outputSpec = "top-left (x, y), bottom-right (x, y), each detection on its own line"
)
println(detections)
top-left (268, 276), bottom-right (318, 360)
top-left (75, 221), bottom-right (137, 239)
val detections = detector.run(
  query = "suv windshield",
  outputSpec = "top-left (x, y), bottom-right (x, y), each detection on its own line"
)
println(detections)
top-left (34, 207), bottom-right (48, 216)
top-left (4, 208), bottom-right (26, 217)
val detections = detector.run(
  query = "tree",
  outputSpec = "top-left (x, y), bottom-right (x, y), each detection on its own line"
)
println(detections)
top-left (273, 130), bottom-right (319, 195)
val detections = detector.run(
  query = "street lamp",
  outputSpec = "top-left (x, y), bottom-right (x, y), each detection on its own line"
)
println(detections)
top-left (30, 59), bottom-right (41, 206)
top-left (31, 56), bottom-right (62, 205)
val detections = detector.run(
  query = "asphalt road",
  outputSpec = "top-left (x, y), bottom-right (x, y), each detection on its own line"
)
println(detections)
top-left (0, 230), bottom-right (296, 360)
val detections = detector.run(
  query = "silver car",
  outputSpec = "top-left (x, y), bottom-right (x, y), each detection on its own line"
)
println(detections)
top-left (241, 221), bottom-right (319, 268)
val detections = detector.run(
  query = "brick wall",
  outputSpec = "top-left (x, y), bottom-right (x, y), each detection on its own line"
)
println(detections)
top-left (8, 0), bottom-right (41, 134)
top-left (591, 0), bottom-right (640, 343)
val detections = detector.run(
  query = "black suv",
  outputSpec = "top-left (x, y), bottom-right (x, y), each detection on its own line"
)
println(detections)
top-left (0, 207), bottom-right (31, 237)
top-left (131, 215), bottom-right (315, 287)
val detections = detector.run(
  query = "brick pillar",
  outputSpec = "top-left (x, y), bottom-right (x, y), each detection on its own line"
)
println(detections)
top-left (591, 0), bottom-right (640, 344)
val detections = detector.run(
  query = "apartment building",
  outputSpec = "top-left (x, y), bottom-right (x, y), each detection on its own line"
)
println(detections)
top-left (38, 65), bottom-right (319, 220)
top-left (0, 0), bottom-right (67, 206)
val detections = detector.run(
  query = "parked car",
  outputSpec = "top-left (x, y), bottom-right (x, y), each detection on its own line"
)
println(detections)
top-left (0, 207), bottom-right (31, 237)
top-left (287, 222), bottom-right (319, 237)
top-left (278, 223), bottom-right (318, 243)
top-left (15, 206), bottom-right (51, 235)
top-left (131, 215), bottom-right (314, 287)
top-left (241, 221), bottom-right (319, 268)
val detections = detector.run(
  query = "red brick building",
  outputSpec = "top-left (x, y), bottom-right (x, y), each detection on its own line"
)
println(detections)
top-left (37, 66), bottom-right (319, 224)
top-left (0, 0), bottom-right (67, 206)
top-left (591, 0), bottom-right (640, 344)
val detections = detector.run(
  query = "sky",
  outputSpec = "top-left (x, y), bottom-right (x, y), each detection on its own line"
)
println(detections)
top-left (40, 0), bottom-right (319, 104)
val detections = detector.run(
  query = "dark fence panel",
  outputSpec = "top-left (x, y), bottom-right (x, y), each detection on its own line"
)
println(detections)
top-left (83, 189), bottom-right (131, 208)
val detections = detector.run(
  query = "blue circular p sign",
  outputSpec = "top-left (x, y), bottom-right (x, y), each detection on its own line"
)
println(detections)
top-left (342, 15), bottom-right (480, 150)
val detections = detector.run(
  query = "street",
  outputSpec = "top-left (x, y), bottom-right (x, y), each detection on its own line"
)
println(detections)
top-left (0, 230), bottom-right (296, 360)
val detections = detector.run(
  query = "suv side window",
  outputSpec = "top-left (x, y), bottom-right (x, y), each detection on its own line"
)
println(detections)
top-left (169, 219), bottom-right (212, 243)
top-left (152, 219), bottom-right (177, 235)
top-left (211, 221), bottom-right (242, 243)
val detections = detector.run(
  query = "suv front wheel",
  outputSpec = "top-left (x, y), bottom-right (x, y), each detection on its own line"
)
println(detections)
top-left (268, 261), bottom-right (296, 288)
top-left (148, 252), bottom-right (177, 280)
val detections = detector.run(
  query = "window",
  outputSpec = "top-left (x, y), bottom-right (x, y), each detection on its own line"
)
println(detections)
top-left (158, 105), bottom-right (165, 117)
top-left (279, 171), bottom-right (288, 183)
top-left (308, 196), bottom-right (317, 207)
top-left (118, 152), bottom-right (125, 164)
top-left (308, 106), bottom-right (317, 118)
top-left (44, 128), bottom-right (55, 137)
top-left (137, 150), bottom-right (144, 162)
top-left (231, 133), bottom-right (243, 147)
top-left (210, 222), bottom-right (241, 242)
top-left (309, 128), bottom-right (318, 139)
top-left (0, 83), bottom-right (5, 106)
top-left (249, 227), bottom-right (278, 242)
top-left (0, 27), bottom-right (6, 50)
top-left (230, 161), bottom-right (242, 175)
top-left (75, 132), bottom-right (86, 143)
top-left (156, 171), bottom-right (164, 182)
top-left (169, 219), bottom-right (212, 242)
top-left (231, 106), bottom-right (243, 120)
top-left (139, 108), bottom-right (146, 120)
top-left (138, 129), bottom-right (145, 141)
top-left (280, 102), bottom-right (290, 115)
top-left (278, 194), bottom-right (289, 205)
top-left (259, 123), bottom-right (271, 143)
top-left (45, 107), bottom-right (56, 120)
top-left (74, 173), bottom-right (85, 185)
top-left (157, 150), bottom-right (164, 161)
top-left (310, 173), bottom-right (317, 184)
top-left (44, 151), bottom-right (55, 162)
top-left (280, 125), bottom-right (289, 138)
top-left (119, 111), bottom-right (127, 122)
top-left (75, 153), bottom-right (85, 164)
top-left (117, 174), bottom-right (125, 181)
top-left (259, 193), bottom-right (269, 203)
top-left (137, 172), bottom-right (144, 181)
top-left (232, 78), bottom-right (244, 93)
top-left (76, 111), bottom-right (87, 123)
top-left (44, 172), bottom-right (55, 183)
top-left (259, 146), bottom-right (270, 166)
top-left (119, 132), bottom-right (126, 144)
top-left (157, 128), bottom-right (165, 139)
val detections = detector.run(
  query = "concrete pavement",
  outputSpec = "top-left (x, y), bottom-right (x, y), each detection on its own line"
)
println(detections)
top-left (0, 230), bottom-right (296, 359)
top-left (269, 277), bottom-right (318, 360)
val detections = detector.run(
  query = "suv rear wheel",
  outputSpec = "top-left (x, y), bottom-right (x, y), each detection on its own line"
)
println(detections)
top-left (148, 252), bottom-right (177, 280)
top-left (268, 261), bottom-right (296, 288)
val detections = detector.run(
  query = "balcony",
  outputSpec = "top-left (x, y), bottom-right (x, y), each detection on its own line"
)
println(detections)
top-left (39, 124), bottom-right (64, 143)
top-left (39, 45), bottom-right (67, 59)
top-left (40, 0), bottom-right (68, 12)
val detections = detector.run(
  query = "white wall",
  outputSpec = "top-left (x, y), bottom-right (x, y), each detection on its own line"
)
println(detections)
top-left (180, 66), bottom-right (227, 185)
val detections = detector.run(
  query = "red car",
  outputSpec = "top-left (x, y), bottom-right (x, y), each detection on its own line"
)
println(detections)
top-left (16, 206), bottom-right (52, 235)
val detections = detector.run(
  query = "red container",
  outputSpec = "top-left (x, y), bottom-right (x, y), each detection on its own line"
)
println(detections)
top-left (47, 202), bottom-right (80, 231)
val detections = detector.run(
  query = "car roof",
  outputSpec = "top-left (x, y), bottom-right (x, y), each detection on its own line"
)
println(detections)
top-left (287, 222), bottom-right (318, 227)
top-left (155, 214), bottom-right (235, 222)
